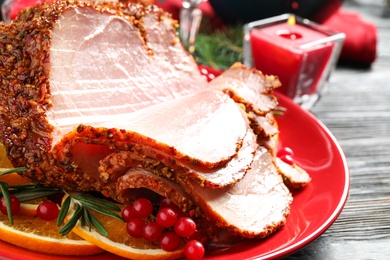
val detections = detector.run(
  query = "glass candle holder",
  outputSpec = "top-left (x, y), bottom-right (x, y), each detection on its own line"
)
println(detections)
top-left (244, 14), bottom-right (345, 110)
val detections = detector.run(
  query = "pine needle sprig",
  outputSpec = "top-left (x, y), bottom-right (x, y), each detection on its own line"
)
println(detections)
top-left (193, 24), bottom-right (244, 70)
top-left (57, 194), bottom-right (124, 236)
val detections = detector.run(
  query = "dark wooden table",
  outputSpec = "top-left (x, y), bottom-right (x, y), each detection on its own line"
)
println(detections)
top-left (285, 0), bottom-right (390, 259)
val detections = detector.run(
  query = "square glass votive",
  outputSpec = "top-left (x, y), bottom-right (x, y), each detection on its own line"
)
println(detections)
top-left (243, 14), bottom-right (345, 110)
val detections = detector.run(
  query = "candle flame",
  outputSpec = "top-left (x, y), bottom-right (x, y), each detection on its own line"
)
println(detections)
top-left (287, 15), bottom-right (296, 26)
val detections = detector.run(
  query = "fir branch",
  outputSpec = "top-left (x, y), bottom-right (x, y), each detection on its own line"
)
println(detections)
top-left (193, 24), bottom-right (244, 70)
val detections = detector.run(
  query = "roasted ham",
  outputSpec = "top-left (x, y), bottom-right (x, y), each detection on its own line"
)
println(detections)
top-left (0, 0), bottom-right (310, 243)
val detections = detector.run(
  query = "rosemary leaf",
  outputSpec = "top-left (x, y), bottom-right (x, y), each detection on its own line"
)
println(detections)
top-left (0, 182), bottom-right (13, 224)
top-left (59, 203), bottom-right (83, 236)
top-left (73, 195), bottom-right (121, 211)
top-left (14, 187), bottom-right (62, 202)
top-left (87, 210), bottom-right (109, 237)
top-left (82, 207), bottom-right (92, 231)
top-left (80, 200), bottom-right (124, 222)
top-left (0, 167), bottom-right (27, 176)
top-left (57, 195), bottom-right (71, 227)
top-left (8, 183), bottom-right (37, 190)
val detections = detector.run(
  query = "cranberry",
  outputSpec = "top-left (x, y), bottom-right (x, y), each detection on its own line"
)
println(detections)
top-left (174, 217), bottom-right (196, 238)
top-left (143, 221), bottom-right (163, 242)
top-left (188, 230), bottom-right (202, 241)
top-left (160, 198), bottom-right (185, 218)
top-left (121, 205), bottom-right (135, 222)
top-left (132, 198), bottom-right (153, 218)
top-left (156, 207), bottom-right (177, 228)
top-left (0, 194), bottom-right (20, 216)
top-left (126, 218), bottom-right (145, 238)
top-left (160, 231), bottom-right (181, 252)
top-left (277, 147), bottom-right (295, 165)
top-left (37, 201), bottom-right (60, 221)
top-left (184, 240), bottom-right (205, 260)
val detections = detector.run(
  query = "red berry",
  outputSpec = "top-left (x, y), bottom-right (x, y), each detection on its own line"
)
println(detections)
top-left (184, 240), bottom-right (205, 260)
top-left (160, 197), bottom-right (175, 209)
top-left (0, 194), bottom-right (20, 216)
top-left (37, 201), bottom-right (60, 221)
top-left (132, 198), bottom-right (153, 218)
top-left (280, 154), bottom-right (294, 165)
top-left (160, 231), bottom-right (181, 252)
top-left (143, 222), bottom-right (163, 242)
top-left (277, 147), bottom-right (294, 157)
top-left (156, 207), bottom-right (177, 228)
top-left (188, 230), bottom-right (202, 241)
top-left (121, 205), bottom-right (135, 222)
top-left (277, 147), bottom-right (295, 165)
top-left (126, 218), bottom-right (145, 238)
top-left (160, 198), bottom-right (185, 218)
top-left (174, 217), bottom-right (196, 238)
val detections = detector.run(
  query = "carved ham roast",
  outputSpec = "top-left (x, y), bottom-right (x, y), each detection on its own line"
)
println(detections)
top-left (0, 1), bottom-right (310, 242)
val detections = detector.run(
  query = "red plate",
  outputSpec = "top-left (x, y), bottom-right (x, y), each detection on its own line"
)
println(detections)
top-left (0, 92), bottom-right (349, 260)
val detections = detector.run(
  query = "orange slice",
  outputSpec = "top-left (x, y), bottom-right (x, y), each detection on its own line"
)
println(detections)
top-left (0, 143), bottom-right (12, 168)
top-left (0, 143), bottom-right (103, 256)
top-left (0, 212), bottom-right (103, 256)
top-left (66, 198), bottom-right (185, 260)
top-left (0, 143), bottom-right (31, 185)
top-left (19, 198), bottom-right (48, 217)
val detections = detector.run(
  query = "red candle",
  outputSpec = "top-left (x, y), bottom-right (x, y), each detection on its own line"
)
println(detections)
top-left (250, 18), bottom-right (334, 99)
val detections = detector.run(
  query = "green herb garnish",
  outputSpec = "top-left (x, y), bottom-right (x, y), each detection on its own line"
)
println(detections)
top-left (0, 167), bottom-right (124, 236)
top-left (57, 194), bottom-right (124, 236)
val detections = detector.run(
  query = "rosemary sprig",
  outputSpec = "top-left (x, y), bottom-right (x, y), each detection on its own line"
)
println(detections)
top-left (0, 167), bottom-right (31, 224)
top-left (57, 194), bottom-right (124, 236)
top-left (0, 167), bottom-right (123, 237)
top-left (0, 182), bottom-right (13, 224)
top-left (0, 167), bottom-right (27, 176)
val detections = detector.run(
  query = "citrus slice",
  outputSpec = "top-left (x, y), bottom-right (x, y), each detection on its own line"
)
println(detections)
top-left (0, 143), bottom-right (31, 185)
top-left (0, 212), bottom-right (103, 256)
top-left (19, 198), bottom-right (47, 217)
top-left (66, 199), bottom-right (185, 260)
top-left (0, 143), bottom-right (13, 168)
top-left (0, 144), bottom-right (103, 256)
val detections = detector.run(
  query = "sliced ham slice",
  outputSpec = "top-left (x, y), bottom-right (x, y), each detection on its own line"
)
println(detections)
top-left (99, 89), bottom-right (249, 169)
top-left (115, 168), bottom-right (197, 216)
top-left (177, 146), bottom-right (292, 238)
top-left (48, 89), bottom-right (256, 190)
top-left (105, 148), bottom-right (292, 240)
top-left (92, 125), bottom-right (256, 192)
top-left (208, 63), bottom-right (281, 115)
top-left (274, 158), bottom-right (312, 189)
top-left (47, 2), bottom-right (207, 145)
